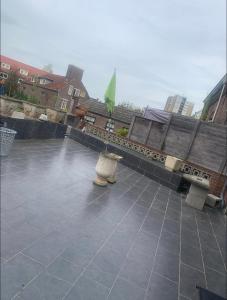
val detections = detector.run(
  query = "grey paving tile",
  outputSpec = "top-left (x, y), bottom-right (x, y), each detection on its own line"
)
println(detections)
top-left (47, 256), bottom-right (83, 284)
top-left (61, 236), bottom-right (101, 267)
top-left (181, 227), bottom-right (200, 249)
top-left (119, 257), bottom-right (151, 289)
top-left (180, 263), bottom-right (206, 300)
top-left (17, 271), bottom-right (72, 300)
top-left (163, 218), bottom-right (180, 236)
top-left (168, 199), bottom-right (181, 211)
top-left (158, 230), bottom-right (180, 255)
top-left (64, 275), bottom-right (109, 300)
top-left (181, 244), bottom-right (203, 271)
top-left (165, 207), bottom-right (181, 222)
top-left (206, 267), bottom-right (227, 298)
top-left (181, 214), bottom-right (197, 232)
top-left (130, 231), bottom-right (159, 259)
top-left (197, 219), bottom-right (212, 233)
top-left (1, 253), bottom-right (43, 300)
top-left (141, 216), bottom-right (163, 237)
top-left (108, 277), bottom-right (145, 300)
top-left (146, 272), bottom-right (178, 300)
top-left (154, 247), bottom-right (179, 282)
top-left (152, 199), bottom-right (168, 212)
top-left (199, 231), bottom-right (219, 251)
top-left (1, 222), bottom-right (45, 260)
top-left (84, 246), bottom-right (125, 288)
top-left (22, 231), bottom-right (69, 265)
top-left (202, 247), bottom-right (226, 274)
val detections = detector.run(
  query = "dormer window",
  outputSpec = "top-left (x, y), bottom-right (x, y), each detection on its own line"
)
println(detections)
top-left (20, 69), bottom-right (28, 76)
top-left (39, 78), bottom-right (52, 85)
top-left (1, 62), bottom-right (10, 70)
top-left (74, 88), bottom-right (80, 97)
top-left (31, 76), bottom-right (36, 83)
top-left (68, 85), bottom-right (74, 95)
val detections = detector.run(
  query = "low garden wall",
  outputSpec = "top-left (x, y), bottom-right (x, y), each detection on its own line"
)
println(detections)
top-left (0, 116), bottom-right (67, 139)
top-left (0, 96), bottom-right (66, 123)
top-left (75, 124), bottom-right (226, 197)
top-left (69, 128), bottom-right (187, 192)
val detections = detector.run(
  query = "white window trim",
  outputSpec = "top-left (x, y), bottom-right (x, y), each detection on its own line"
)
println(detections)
top-left (1, 62), bottom-right (10, 70)
top-left (84, 115), bottom-right (95, 124)
top-left (31, 76), bottom-right (36, 83)
top-left (60, 98), bottom-right (68, 110)
top-left (0, 72), bottom-right (8, 79)
top-left (68, 85), bottom-right (74, 96)
top-left (19, 69), bottom-right (28, 76)
top-left (74, 88), bottom-right (80, 97)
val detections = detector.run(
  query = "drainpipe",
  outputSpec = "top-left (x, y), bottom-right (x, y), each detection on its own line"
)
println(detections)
top-left (212, 82), bottom-right (225, 122)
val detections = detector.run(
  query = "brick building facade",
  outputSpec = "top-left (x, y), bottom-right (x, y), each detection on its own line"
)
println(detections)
top-left (73, 98), bottom-right (143, 132)
top-left (0, 55), bottom-right (89, 113)
top-left (201, 74), bottom-right (227, 124)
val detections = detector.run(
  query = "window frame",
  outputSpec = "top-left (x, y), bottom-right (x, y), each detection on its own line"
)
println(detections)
top-left (68, 85), bottom-right (74, 96)
top-left (73, 88), bottom-right (80, 97)
top-left (105, 119), bottom-right (115, 132)
top-left (19, 69), bottom-right (28, 76)
top-left (84, 115), bottom-right (96, 124)
top-left (60, 98), bottom-right (68, 110)
top-left (1, 62), bottom-right (10, 70)
top-left (0, 72), bottom-right (8, 79)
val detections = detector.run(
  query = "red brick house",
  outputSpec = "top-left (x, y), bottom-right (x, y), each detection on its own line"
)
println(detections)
top-left (0, 55), bottom-right (89, 113)
top-left (201, 74), bottom-right (227, 124)
top-left (72, 98), bottom-right (143, 132)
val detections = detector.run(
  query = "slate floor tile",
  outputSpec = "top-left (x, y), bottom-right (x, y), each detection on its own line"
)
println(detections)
top-left (146, 272), bottom-right (178, 300)
top-left (64, 275), bottom-right (109, 300)
top-left (119, 257), bottom-right (151, 289)
top-left (202, 247), bottom-right (226, 274)
top-left (181, 243), bottom-right (203, 271)
top-left (206, 267), bottom-right (227, 298)
top-left (158, 230), bottom-right (180, 255)
top-left (61, 236), bottom-right (100, 267)
top-left (154, 247), bottom-right (179, 282)
top-left (199, 231), bottom-right (219, 251)
top-left (181, 227), bottom-right (200, 249)
top-left (108, 277), bottom-right (145, 300)
top-left (163, 218), bottom-right (180, 236)
top-left (47, 256), bottom-right (83, 284)
top-left (180, 263), bottom-right (206, 300)
top-left (165, 207), bottom-right (181, 222)
top-left (84, 246), bottom-right (126, 288)
top-left (22, 231), bottom-right (68, 265)
top-left (17, 271), bottom-right (72, 300)
top-left (1, 253), bottom-right (43, 300)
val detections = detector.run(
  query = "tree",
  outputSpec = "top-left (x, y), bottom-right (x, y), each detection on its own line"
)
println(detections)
top-left (42, 64), bottom-right (53, 73)
top-left (5, 70), bottom-right (19, 97)
top-left (118, 101), bottom-right (144, 113)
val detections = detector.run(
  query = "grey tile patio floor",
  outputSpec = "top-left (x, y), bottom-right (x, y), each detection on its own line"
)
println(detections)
top-left (1, 138), bottom-right (226, 300)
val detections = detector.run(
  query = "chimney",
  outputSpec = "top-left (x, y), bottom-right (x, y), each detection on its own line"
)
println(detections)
top-left (66, 64), bottom-right (83, 81)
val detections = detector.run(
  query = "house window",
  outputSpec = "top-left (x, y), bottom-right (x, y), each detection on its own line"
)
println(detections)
top-left (31, 77), bottom-right (36, 83)
top-left (74, 88), bottom-right (80, 97)
top-left (84, 115), bottom-right (95, 125)
top-left (0, 72), bottom-right (8, 79)
top-left (61, 99), bottom-right (68, 110)
top-left (18, 78), bottom-right (23, 83)
top-left (80, 90), bottom-right (85, 98)
top-left (105, 119), bottom-right (114, 132)
top-left (20, 69), bottom-right (28, 76)
top-left (68, 85), bottom-right (74, 95)
top-left (1, 62), bottom-right (10, 70)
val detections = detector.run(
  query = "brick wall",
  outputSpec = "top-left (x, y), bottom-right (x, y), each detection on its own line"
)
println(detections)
top-left (86, 112), bottom-right (129, 132)
top-left (21, 83), bottom-right (57, 108)
top-left (207, 95), bottom-right (227, 124)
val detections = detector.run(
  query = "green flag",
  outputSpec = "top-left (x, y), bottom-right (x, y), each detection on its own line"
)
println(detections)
top-left (104, 70), bottom-right (116, 114)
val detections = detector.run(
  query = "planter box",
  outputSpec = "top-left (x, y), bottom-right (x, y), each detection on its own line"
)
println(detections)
top-left (23, 102), bottom-right (45, 119)
top-left (165, 155), bottom-right (182, 172)
top-left (0, 97), bottom-right (23, 116)
top-left (46, 108), bottom-right (66, 123)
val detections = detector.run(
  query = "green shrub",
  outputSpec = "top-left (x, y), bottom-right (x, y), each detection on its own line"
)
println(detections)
top-left (116, 127), bottom-right (128, 137)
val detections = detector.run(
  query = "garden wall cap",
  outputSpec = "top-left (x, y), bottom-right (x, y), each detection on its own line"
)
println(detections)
top-left (183, 174), bottom-right (209, 189)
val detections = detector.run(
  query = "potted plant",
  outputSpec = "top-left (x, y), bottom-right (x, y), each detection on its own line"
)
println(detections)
top-left (93, 70), bottom-right (123, 186)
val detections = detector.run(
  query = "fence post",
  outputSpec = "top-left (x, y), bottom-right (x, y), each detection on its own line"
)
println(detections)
top-left (184, 120), bottom-right (201, 160)
top-left (127, 115), bottom-right (136, 139)
top-left (145, 120), bottom-right (152, 145)
top-left (159, 114), bottom-right (173, 150)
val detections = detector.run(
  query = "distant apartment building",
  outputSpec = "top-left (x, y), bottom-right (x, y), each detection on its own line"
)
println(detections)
top-left (201, 74), bottom-right (226, 124)
top-left (164, 95), bottom-right (194, 116)
top-left (0, 55), bottom-right (89, 113)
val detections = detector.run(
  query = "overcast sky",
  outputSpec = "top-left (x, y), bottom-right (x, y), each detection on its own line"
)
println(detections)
top-left (1, 0), bottom-right (226, 112)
